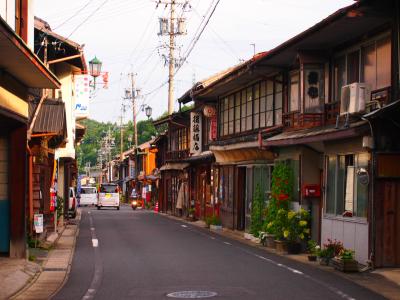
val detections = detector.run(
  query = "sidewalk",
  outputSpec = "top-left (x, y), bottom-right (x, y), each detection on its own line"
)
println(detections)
top-left (9, 213), bottom-right (80, 300)
top-left (160, 212), bottom-right (400, 300)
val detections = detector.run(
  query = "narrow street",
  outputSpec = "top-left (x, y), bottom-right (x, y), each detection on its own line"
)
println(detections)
top-left (54, 207), bottom-right (383, 300)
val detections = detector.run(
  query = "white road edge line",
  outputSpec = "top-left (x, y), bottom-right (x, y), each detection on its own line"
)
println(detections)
top-left (181, 224), bottom-right (188, 228)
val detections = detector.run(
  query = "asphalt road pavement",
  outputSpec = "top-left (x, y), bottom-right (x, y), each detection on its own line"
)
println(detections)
top-left (54, 206), bottom-right (385, 300)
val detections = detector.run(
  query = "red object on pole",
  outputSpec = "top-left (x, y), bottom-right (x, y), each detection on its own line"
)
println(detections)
top-left (154, 202), bottom-right (159, 213)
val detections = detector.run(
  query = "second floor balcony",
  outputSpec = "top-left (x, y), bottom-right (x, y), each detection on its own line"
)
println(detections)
top-left (166, 149), bottom-right (189, 161)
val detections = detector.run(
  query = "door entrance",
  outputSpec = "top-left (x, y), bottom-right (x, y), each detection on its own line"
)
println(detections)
top-left (0, 136), bottom-right (9, 253)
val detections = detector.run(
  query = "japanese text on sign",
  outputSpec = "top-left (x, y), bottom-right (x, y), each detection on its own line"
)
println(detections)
top-left (190, 112), bottom-right (202, 155)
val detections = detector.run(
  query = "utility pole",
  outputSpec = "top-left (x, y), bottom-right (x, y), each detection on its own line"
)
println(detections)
top-left (157, 0), bottom-right (188, 115)
top-left (168, 0), bottom-right (175, 115)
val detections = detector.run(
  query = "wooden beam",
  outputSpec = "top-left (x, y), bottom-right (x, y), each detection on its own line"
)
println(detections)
top-left (47, 54), bottom-right (82, 65)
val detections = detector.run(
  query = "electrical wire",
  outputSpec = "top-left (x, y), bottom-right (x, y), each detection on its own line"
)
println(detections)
top-left (52, 0), bottom-right (96, 30)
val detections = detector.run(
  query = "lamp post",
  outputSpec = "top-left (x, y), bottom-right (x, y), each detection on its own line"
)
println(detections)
top-left (89, 56), bottom-right (102, 88)
top-left (145, 106), bottom-right (152, 119)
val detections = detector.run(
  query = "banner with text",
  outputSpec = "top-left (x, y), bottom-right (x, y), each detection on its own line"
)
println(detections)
top-left (74, 74), bottom-right (90, 118)
top-left (190, 112), bottom-right (202, 155)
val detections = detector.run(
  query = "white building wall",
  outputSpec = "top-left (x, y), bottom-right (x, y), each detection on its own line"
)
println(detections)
top-left (27, 0), bottom-right (34, 49)
top-left (321, 217), bottom-right (369, 264)
top-left (0, 0), bottom-right (16, 30)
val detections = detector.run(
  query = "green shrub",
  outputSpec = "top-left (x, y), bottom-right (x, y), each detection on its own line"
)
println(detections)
top-left (206, 215), bottom-right (221, 226)
top-left (250, 184), bottom-right (264, 236)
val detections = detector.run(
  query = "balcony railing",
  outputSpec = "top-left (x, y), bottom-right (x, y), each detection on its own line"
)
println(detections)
top-left (166, 149), bottom-right (189, 160)
top-left (283, 111), bottom-right (324, 129)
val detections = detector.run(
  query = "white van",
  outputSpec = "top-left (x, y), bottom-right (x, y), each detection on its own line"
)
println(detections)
top-left (97, 183), bottom-right (120, 210)
top-left (79, 186), bottom-right (97, 206)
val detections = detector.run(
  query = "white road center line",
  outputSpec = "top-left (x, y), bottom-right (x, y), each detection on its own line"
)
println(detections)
top-left (92, 238), bottom-right (98, 247)
top-left (181, 224), bottom-right (188, 228)
top-left (223, 241), bottom-right (232, 245)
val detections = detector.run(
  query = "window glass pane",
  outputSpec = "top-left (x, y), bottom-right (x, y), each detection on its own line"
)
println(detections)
top-left (235, 92), bottom-right (241, 106)
top-left (246, 101), bottom-right (252, 116)
top-left (336, 155), bottom-right (346, 215)
top-left (241, 90), bottom-right (246, 104)
top-left (229, 107), bottom-right (234, 122)
top-left (223, 122), bottom-right (228, 136)
top-left (376, 36), bottom-right (391, 89)
top-left (334, 56), bottom-right (346, 102)
top-left (362, 43), bottom-right (377, 90)
top-left (344, 166), bottom-right (355, 212)
top-left (275, 109), bottom-right (282, 125)
top-left (241, 103), bottom-right (246, 119)
top-left (356, 153), bottom-right (369, 218)
top-left (266, 111), bottom-right (273, 127)
top-left (228, 95), bottom-right (234, 109)
top-left (254, 83), bottom-right (260, 99)
top-left (260, 96), bottom-right (266, 112)
top-left (266, 95), bottom-right (273, 110)
top-left (241, 118), bottom-right (246, 132)
top-left (266, 80), bottom-right (273, 95)
top-left (275, 76), bottom-right (283, 92)
top-left (254, 98), bottom-right (259, 114)
top-left (247, 87), bottom-right (253, 102)
top-left (235, 120), bottom-right (240, 133)
top-left (326, 156), bottom-right (336, 214)
top-left (253, 113), bottom-right (259, 129)
top-left (219, 122), bottom-right (224, 136)
top-left (260, 112), bottom-right (266, 128)
top-left (290, 72), bottom-right (299, 111)
top-left (228, 121), bottom-right (234, 134)
top-left (347, 50), bottom-right (360, 84)
top-left (223, 110), bottom-right (228, 122)
top-left (246, 116), bottom-right (252, 130)
top-left (260, 81), bottom-right (266, 97)
top-left (224, 97), bottom-right (229, 110)
top-left (304, 67), bottom-right (324, 113)
top-left (235, 105), bottom-right (240, 120)
top-left (275, 92), bottom-right (282, 109)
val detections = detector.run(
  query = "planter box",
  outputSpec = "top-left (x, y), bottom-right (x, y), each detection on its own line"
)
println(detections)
top-left (287, 242), bottom-right (302, 254)
top-left (331, 257), bottom-right (359, 273)
top-left (275, 240), bottom-right (288, 253)
top-left (210, 225), bottom-right (222, 231)
top-left (265, 234), bottom-right (276, 248)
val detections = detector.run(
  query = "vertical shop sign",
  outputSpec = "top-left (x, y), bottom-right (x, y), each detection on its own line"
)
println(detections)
top-left (190, 112), bottom-right (202, 155)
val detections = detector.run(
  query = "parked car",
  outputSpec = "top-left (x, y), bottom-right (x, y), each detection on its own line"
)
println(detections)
top-left (97, 183), bottom-right (120, 210)
top-left (68, 187), bottom-right (77, 218)
top-left (79, 186), bottom-right (97, 206)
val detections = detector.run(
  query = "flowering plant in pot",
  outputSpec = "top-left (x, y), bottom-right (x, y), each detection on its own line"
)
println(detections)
top-left (307, 240), bottom-right (319, 261)
top-left (283, 208), bottom-right (310, 254)
top-left (273, 209), bottom-right (289, 252)
top-left (318, 239), bottom-right (344, 265)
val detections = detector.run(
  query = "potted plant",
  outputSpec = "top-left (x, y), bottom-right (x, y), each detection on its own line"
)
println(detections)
top-left (307, 240), bottom-right (319, 261)
top-left (318, 239), bottom-right (344, 265)
top-left (188, 207), bottom-right (195, 221)
top-left (250, 184), bottom-right (264, 237)
top-left (331, 249), bottom-right (359, 272)
top-left (284, 209), bottom-right (310, 254)
top-left (209, 215), bottom-right (222, 231)
top-left (262, 220), bottom-right (276, 248)
top-left (274, 209), bottom-right (288, 253)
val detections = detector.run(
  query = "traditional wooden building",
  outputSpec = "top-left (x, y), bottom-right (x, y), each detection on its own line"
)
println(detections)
top-left (0, 5), bottom-right (60, 257)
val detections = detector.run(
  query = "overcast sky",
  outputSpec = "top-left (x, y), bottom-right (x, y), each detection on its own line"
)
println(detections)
top-left (35, 0), bottom-right (353, 124)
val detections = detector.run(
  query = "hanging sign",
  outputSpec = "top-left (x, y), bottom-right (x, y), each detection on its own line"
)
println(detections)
top-left (74, 74), bottom-right (90, 118)
top-left (190, 112), bottom-right (202, 155)
top-left (34, 214), bottom-right (44, 233)
top-left (203, 105), bottom-right (216, 118)
top-left (210, 116), bottom-right (217, 141)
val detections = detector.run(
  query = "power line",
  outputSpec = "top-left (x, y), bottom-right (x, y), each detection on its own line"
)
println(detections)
top-left (65, 0), bottom-right (110, 39)
top-left (52, 0), bottom-right (96, 30)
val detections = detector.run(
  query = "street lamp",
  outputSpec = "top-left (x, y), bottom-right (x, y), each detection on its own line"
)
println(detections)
top-left (89, 56), bottom-right (102, 78)
top-left (145, 106), bottom-right (152, 119)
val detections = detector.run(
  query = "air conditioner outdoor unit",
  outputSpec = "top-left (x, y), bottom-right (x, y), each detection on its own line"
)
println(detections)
top-left (340, 82), bottom-right (371, 115)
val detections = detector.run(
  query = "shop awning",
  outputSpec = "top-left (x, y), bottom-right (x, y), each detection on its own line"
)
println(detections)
top-left (160, 162), bottom-right (189, 171)
top-left (183, 151), bottom-right (214, 163)
top-left (264, 121), bottom-right (368, 147)
top-left (0, 18), bottom-right (60, 89)
top-left (29, 99), bottom-right (67, 138)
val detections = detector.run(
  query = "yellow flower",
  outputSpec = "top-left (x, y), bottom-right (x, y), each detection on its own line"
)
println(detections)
top-left (283, 230), bottom-right (289, 238)
top-left (267, 222), bottom-right (273, 229)
top-left (304, 228), bottom-right (310, 234)
top-left (299, 233), bottom-right (305, 240)
top-left (299, 220), bottom-right (307, 227)
top-left (288, 211), bottom-right (296, 220)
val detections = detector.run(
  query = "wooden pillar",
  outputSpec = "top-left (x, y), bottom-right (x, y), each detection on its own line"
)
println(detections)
top-left (9, 125), bottom-right (27, 258)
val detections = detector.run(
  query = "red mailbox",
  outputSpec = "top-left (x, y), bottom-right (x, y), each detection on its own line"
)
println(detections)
top-left (303, 184), bottom-right (321, 198)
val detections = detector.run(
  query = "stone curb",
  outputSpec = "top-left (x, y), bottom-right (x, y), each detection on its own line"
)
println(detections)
top-left (157, 212), bottom-right (400, 300)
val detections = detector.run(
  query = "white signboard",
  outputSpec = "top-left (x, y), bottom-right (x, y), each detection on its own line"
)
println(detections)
top-left (190, 112), bottom-right (202, 155)
top-left (74, 74), bottom-right (90, 118)
top-left (34, 214), bottom-right (43, 233)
